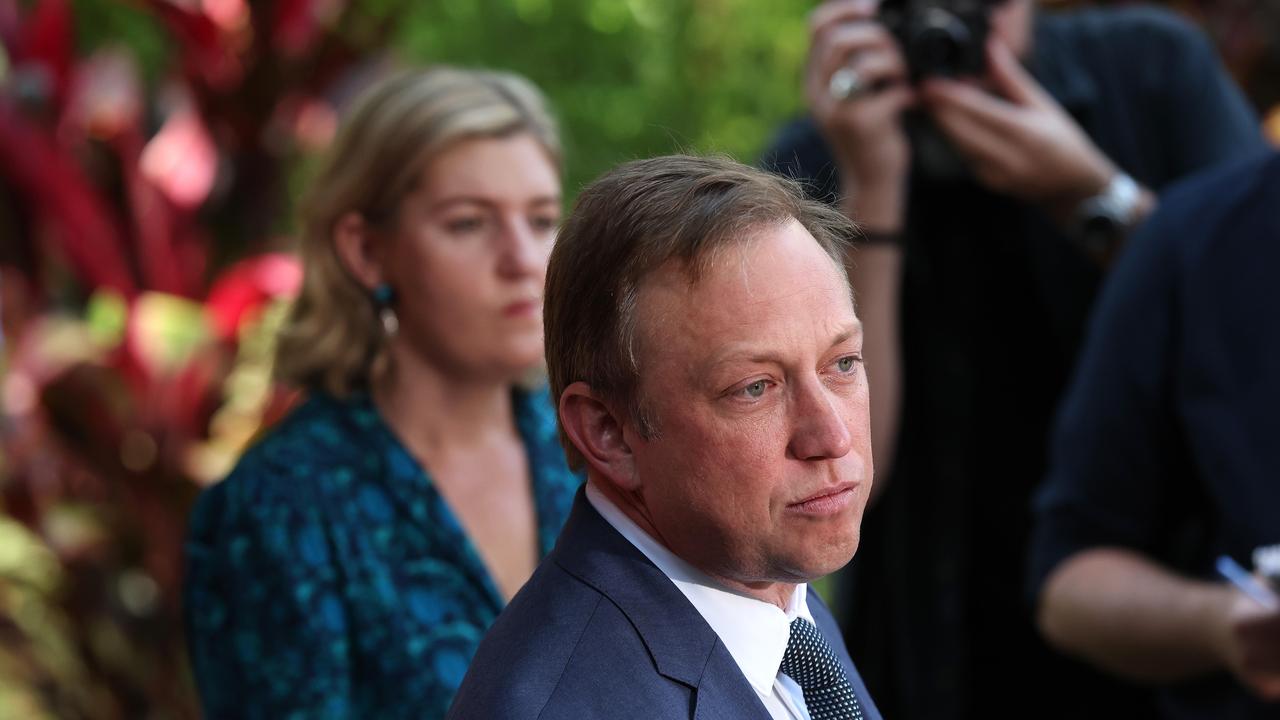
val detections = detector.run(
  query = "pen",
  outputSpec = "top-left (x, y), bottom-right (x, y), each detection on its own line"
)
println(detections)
top-left (1216, 555), bottom-right (1279, 611)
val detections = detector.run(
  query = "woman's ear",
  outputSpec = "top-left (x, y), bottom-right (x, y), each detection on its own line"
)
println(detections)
top-left (559, 382), bottom-right (639, 492)
top-left (332, 211), bottom-right (383, 292)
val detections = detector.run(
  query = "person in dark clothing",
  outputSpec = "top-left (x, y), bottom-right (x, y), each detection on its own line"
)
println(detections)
top-left (761, 1), bottom-right (1266, 718)
top-left (1032, 150), bottom-right (1280, 720)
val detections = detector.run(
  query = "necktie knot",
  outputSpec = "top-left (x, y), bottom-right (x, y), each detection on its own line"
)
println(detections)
top-left (779, 618), bottom-right (864, 720)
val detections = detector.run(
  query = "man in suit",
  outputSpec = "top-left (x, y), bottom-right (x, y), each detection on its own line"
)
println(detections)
top-left (446, 154), bottom-right (882, 719)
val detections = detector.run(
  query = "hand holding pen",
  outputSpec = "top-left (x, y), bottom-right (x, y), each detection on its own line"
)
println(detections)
top-left (1216, 554), bottom-right (1280, 701)
top-left (1217, 555), bottom-right (1278, 611)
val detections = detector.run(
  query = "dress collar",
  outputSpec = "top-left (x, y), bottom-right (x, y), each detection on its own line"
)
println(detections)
top-left (334, 385), bottom-right (578, 610)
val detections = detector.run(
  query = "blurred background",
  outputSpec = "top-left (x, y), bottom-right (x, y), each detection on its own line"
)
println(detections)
top-left (0, 0), bottom-right (1276, 717)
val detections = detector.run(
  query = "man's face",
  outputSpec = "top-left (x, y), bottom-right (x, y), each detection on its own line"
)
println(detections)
top-left (626, 219), bottom-right (873, 590)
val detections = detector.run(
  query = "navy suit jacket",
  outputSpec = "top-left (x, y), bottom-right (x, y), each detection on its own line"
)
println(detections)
top-left (446, 488), bottom-right (881, 719)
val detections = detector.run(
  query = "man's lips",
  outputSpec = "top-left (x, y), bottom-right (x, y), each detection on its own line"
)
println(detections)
top-left (787, 482), bottom-right (859, 515)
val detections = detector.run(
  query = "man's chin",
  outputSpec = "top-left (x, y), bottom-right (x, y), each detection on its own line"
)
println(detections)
top-left (781, 535), bottom-right (861, 583)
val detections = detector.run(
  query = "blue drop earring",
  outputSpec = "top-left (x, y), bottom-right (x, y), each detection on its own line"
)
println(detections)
top-left (372, 283), bottom-right (399, 337)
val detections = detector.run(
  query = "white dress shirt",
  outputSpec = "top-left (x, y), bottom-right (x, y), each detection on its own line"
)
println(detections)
top-left (586, 482), bottom-right (813, 720)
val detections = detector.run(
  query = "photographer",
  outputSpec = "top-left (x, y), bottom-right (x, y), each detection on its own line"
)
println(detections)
top-left (762, 1), bottom-right (1265, 718)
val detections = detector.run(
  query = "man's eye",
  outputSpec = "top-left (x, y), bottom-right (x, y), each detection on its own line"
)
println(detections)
top-left (836, 356), bottom-right (858, 373)
top-left (741, 380), bottom-right (768, 399)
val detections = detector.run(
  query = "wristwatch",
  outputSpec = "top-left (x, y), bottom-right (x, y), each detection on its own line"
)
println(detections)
top-left (1075, 172), bottom-right (1141, 260)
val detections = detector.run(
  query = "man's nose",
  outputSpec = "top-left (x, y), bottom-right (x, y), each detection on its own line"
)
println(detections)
top-left (787, 379), bottom-right (854, 461)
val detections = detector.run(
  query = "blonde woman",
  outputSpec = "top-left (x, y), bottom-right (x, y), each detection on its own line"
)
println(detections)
top-left (184, 68), bottom-right (579, 718)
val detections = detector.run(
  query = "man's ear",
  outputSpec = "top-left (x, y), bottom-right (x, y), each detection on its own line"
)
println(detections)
top-left (559, 382), bottom-right (639, 492)
top-left (332, 211), bottom-right (383, 291)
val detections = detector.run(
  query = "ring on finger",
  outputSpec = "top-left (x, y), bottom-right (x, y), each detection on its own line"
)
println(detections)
top-left (828, 66), bottom-right (869, 102)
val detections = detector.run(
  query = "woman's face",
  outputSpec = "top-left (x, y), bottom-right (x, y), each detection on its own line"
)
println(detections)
top-left (380, 133), bottom-right (561, 383)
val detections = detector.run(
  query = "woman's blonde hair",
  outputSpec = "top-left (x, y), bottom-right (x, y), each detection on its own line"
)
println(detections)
top-left (274, 67), bottom-right (562, 397)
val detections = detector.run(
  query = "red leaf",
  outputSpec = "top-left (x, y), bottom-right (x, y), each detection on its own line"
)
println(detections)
top-left (272, 0), bottom-right (347, 58)
top-left (13, 0), bottom-right (74, 107)
top-left (0, 102), bottom-right (138, 296)
top-left (146, 1), bottom-right (243, 91)
top-left (204, 252), bottom-right (301, 341)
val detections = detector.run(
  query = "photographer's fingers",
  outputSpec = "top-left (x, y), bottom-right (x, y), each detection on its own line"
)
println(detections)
top-left (809, 0), bottom-right (879, 40)
top-left (821, 47), bottom-right (908, 107)
top-left (1224, 594), bottom-right (1280, 701)
top-left (811, 22), bottom-right (900, 86)
top-left (847, 50), bottom-right (909, 92)
top-left (1236, 612), bottom-right (1280, 669)
top-left (987, 36), bottom-right (1055, 110)
top-left (926, 68), bottom-right (1118, 201)
top-left (927, 102), bottom-right (1024, 187)
top-left (808, 26), bottom-right (906, 117)
top-left (853, 84), bottom-right (916, 126)
top-left (922, 79), bottom-right (1020, 135)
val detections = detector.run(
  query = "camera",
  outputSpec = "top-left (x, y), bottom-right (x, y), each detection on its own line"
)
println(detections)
top-left (879, 0), bottom-right (992, 81)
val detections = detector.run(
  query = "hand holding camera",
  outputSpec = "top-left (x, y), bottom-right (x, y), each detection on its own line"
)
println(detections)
top-left (811, 0), bottom-right (1132, 230)
top-left (806, 0), bottom-right (916, 231)
top-left (920, 37), bottom-right (1117, 207)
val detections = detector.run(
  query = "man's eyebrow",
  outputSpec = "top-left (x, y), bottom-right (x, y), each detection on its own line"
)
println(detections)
top-left (703, 322), bottom-right (864, 372)
top-left (828, 322), bottom-right (863, 350)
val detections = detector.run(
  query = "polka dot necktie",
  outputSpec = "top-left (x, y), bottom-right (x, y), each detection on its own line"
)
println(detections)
top-left (779, 617), bottom-right (865, 720)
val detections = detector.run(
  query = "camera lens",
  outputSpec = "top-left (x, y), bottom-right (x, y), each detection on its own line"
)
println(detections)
top-left (909, 8), bottom-right (974, 77)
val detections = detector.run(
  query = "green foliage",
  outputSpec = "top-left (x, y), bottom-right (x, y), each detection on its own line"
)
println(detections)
top-left (69, 0), bottom-right (171, 84)
top-left (372, 0), bottom-right (814, 195)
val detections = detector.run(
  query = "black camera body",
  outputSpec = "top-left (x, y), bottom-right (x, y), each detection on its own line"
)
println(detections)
top-left (879, 0), bottom-right (992, 81)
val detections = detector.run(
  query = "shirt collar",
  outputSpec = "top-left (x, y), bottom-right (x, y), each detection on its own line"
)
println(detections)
top-left (585, 482), bottom-right (813, 696)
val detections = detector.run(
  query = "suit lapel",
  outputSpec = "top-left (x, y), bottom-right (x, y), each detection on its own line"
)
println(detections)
top-left (691, 645), bottom-right (774, 720)
top-left (550, 489), bottom-right (772, 719)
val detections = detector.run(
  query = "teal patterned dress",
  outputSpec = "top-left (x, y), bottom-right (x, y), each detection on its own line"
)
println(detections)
top-left (184, 387), bottom-right (580, 719)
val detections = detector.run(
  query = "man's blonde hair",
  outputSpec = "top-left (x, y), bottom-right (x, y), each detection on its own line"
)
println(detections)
top-left (274, 67), bottom-right (561, 396)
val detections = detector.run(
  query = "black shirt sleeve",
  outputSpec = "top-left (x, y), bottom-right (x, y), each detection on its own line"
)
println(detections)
top-left (1133, 9), bottom-right (1266, 179)
top-left (1026, 173), bottom-right (1190, 596)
